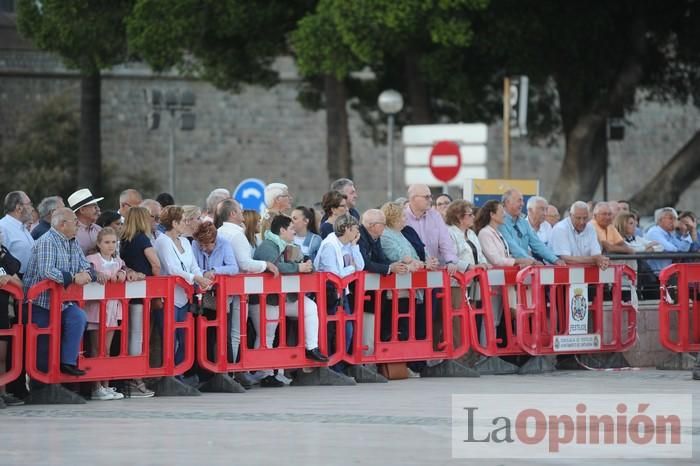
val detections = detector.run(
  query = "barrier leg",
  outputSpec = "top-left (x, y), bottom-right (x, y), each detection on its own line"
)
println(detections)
top-left (576, 352), bottom-right (631, 370)
top-left (473, 356), bottom-right (520, 375)
top-left (518, 355), bottom-right (556, 375)
top-left (656, 352), bottom-right (697, 370)
top-left (199, 373), bottom-right (246, 393)
top-left (147, 376), bottom-right (201, 396)
top-left (292, 367), bottom-right (356, 386)
top-left (346, 364), bottom-right (388, 383)
top-left (25, 384), bottom-right (86, 405)
top-left (420, 360), bottom-right (479, 378)
top-left (693, 355), bottom-right (700, 380)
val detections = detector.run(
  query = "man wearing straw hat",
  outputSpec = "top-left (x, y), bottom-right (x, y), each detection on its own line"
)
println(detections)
top-left (67, 188), bottom-right (104, 255)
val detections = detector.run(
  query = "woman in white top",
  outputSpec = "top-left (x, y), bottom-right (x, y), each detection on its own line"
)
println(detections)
top-left (445, 200), bottom-right (489, 272)
top-left (154, 206), bottom-right (213, 365)
top-left (614, 212), bottom-right (661, 252)
top-left (314, 214), bottom-right (364, 361)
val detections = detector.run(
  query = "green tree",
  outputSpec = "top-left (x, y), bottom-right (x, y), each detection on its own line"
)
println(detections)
top-left (17, 0), bottom-right (134, 195)
top-left (0, 96), bottom-right (79, 202)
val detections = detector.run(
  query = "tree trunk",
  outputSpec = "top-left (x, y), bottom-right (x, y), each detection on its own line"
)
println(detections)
top-left (404, 53), bottom-right (432, 124)
top-left (78, 72), bottom-right (102, 193)
top-left (629, 131), bottom-right (700, 215)
top-left (549, 15), bottom-right (647, 210)
top-left (324, 74), bottom-right (352, 181)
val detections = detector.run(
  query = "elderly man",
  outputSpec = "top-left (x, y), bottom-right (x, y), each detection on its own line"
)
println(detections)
top-left (31, 196), bottom-right (64, 240)
top-left (330, 178), bottom-right (360, 220)
top-left (591, 202), bottom-right (634, 254)
top-left (203, 188), bottom-right (230, 224)
top-left (404, 184), bottom-right (458, 273)
top-left (0, 191), bottom-right (35, 275)
top-left (550, 201), bottom-right (610, 269)
top-left (359, 209), bottom-right (408, 275)
top-left (68, 188), bottom-right (103, 255)
top-left (23, 207), bottom-right (94, 376)
top-left (500, 189), bottom-right (564, 265)
top-left (645, 207), bottom-right (692, 276)
top-left (526, 196), bottom-right (553, 246)
top-left (118, 188), bottom-right (143, 218)
top-left (140, 199), bottom-right (163, 239)
top-left (545, 205), bottom-right (561, 226)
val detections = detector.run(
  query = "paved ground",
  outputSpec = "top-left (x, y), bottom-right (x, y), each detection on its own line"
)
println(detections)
top-left (0, 369), bottom-right (699, 466)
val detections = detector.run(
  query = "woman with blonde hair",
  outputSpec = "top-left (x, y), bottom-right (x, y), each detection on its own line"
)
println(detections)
top-left (181, 205), bottom-right (202, 242)
top-left (120, 206), bottom-right (159, 397)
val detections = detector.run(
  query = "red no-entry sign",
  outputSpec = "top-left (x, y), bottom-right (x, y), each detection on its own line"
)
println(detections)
top-left (429, 140), bottom-right (461, 183)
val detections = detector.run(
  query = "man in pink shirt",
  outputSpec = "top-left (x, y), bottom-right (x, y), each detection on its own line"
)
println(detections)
top-left (68, 188), bottom-right (103, 255)
top-left (403, 184), bottom-right (459, 275)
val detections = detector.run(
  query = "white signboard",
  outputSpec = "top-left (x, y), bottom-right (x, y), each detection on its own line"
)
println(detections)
top-left (402, 123), bottom-right (488, 187)
top-left (553, 334), bottom-right (601, 352)
top-left (568, 284), bottom-right (589, 335)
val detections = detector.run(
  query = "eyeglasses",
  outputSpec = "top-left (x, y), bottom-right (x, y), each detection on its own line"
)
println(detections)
top-left (370, 222), bottom-right (386, 227)
top-left (463, 211), bottom-right (474, 218)
top-left (436, 202), bottom-right (450, 207)
top-left (338, 204), bottom-right (348, 209)
top-left (416, 195), bottom-right (432, 200)
top-left (151, 215), bottom-right (160, 222)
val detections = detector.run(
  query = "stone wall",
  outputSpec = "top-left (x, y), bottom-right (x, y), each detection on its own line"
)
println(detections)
top-left (2, 48), bottom-right (700, 213)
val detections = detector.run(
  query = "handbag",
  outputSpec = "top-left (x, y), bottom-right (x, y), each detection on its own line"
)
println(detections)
top-left (378, 363), bottom-right (408, 380)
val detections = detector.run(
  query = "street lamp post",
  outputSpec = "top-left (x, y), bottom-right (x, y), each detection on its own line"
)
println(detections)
top-left (378, 90), bottom-right (403, 201)
top-left (144, 89), bottom-right (196, 195)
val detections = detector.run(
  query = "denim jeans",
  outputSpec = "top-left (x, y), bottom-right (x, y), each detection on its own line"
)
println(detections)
top-left (174, 303), bottom-right (189, 365)
top-left (28, 303), bottom-right (87, 372)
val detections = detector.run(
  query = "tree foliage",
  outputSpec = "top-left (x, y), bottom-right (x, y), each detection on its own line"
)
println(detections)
top-left (128, 0), bottom-right (313, 91)
top-left (0, 97), bottom-right (79, 202)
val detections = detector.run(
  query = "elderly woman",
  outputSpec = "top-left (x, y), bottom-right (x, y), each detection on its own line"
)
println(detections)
top-left (379, 202), bottom-right (423, 270)
top-left (154, 206), bottom-right (213, 366)
top-left (314, 214), bottom-right (364, 370)
top-left (261, 182), bottom-right (292, 237)
top-left (445, 200), bottom-right (489, 272)
top-left (192, 221), bottom-right (239, 379)
top-left (319, 191), bottom-right (348, 239)
top-left (181, 205), bottom-right (202, 242)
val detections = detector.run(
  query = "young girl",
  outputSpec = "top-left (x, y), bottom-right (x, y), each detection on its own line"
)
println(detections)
top-left (85, 227), bottom-right (128, 401)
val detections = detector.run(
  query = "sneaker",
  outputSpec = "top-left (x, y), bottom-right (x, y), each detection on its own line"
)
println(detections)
top-left (426, 359), bottom-right (444, 368)
top-left (275, 372), bottom-right (293, 386)
top-left (128, 381), bottom-right (155, 398)
top-left (91, 386), bottom-right (114, 401)
top-left (105, 387), bottom-right (124, 400)
top-left (406, 368), bottom-right (421, 378)
top-left (0, 393), bottom-right (25, 406)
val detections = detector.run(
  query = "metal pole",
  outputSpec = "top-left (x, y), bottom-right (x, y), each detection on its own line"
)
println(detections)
top-left (387, 114), bottom-right (394, 201)
top-left (169, 110), bottom-right (175, 195)
top-left (503, 77), bottom-right (511, 179)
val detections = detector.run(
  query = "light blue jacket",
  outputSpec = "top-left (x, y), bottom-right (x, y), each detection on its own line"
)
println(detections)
top-left (499, 214), bottom-right (559, 264)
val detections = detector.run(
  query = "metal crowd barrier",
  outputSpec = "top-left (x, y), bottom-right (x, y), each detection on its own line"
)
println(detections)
top-left (0, 282), bottom-right (23, 387)
top-left (515, 265), bottom-right (637, 356)
top-left (658, 263), bottom-right (700, 353)
top-left (24, 276), bottom-right (194, 384)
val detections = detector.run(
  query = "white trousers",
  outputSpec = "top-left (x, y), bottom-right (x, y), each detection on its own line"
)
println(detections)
top-left (128, 304), bottom-right (143, 356)
top-left (248, 296), bottom-right (319, 350)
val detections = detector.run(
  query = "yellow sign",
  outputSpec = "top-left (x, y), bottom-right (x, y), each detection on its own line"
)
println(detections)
top-left (463, 179), bottom-right (540, 207)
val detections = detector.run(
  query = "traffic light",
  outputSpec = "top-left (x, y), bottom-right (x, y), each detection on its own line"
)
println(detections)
top-left (509, 76), bottom-right (529, 137)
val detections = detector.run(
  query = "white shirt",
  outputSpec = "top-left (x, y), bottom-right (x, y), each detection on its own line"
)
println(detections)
top-left (154, 234), bottom-right (203, 308)
top-left (529, 218), bottom-right (552, 246)
top-left (0, 214), bottom-right (35, 273)
top-left (550, 217), bottom-right (601, 257)
top-left (218, 221), bottom-right (266, 273)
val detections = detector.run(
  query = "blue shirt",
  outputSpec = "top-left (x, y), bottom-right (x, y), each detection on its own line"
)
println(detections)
top-left (645, 225), bottom-right (691, 275)
top-left (23, 228), bottom-right (93, 309)
top-left (499, 214), bottom-right (559, 264)
top-left (192, 237), bottom-right (239, 275)
top-left (0, 215), bottom-right (35, 274)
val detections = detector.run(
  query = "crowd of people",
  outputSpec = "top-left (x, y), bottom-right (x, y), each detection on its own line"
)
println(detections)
top-left (1, 179), bottom-right (699, 406)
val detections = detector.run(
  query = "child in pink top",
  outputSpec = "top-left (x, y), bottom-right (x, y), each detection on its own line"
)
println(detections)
top-left (85, 227), bottom-right (127, 401)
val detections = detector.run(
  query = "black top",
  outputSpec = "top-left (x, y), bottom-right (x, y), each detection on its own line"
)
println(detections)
top-left (31, 220), bottom-right (51, 240)
top-left (358, 225), bottom-right (391, 274)
top-left (120, 232), bottom-right (154, 276)
top-left (319, 221), bottom-right (334, 239)
top-left (401, 225), bottom-right (426, 262)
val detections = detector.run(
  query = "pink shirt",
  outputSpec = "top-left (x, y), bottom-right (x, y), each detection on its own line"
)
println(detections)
top-left (404, 206), bottom-right (457, 264)
top-left (76, 220), bottom-right (101, 256)
top-left (478, 225), bottom-right (516, 266)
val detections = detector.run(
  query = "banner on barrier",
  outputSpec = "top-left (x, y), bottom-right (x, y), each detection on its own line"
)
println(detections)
top-left (553, 334), bottom-right (601, 352)
top-left (568, 284), bottom-right (589, 335)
